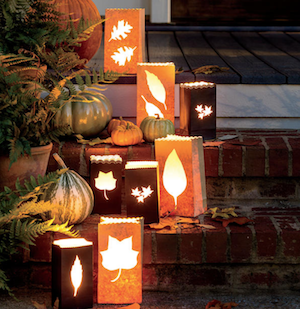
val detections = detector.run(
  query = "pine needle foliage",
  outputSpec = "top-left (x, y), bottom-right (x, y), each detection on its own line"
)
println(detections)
top-left (0, 170), bottom-right (79, 295)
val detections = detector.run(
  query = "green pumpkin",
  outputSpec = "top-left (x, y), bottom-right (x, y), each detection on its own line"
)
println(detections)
top-left (41, 153), bottom-right (94, 225)
top-left (56, 90), bottom-right (113, 138)
top-left (140, 115), bottom-right (175, 143)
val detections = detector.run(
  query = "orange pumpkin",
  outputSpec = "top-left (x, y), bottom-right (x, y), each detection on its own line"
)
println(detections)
top-left (107, 117), bottom-right (135, 135)
top-left (111, 123), bottom-right (143, 146)
top-left (52, 0), bottom-right (102, 61)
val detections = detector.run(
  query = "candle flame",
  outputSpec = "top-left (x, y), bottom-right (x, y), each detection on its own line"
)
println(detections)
top-left (70, 255), bottom-right (83, 297)
top-left (162, 149), bottom-right (187, 206)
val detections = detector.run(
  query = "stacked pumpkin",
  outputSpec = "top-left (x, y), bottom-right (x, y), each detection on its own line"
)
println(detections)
top-left (107, 117), bottom-right (143, 146)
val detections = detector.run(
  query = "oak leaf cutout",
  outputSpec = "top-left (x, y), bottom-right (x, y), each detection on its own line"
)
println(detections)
top-left (111, 46), bottom-right (137, 66)
top-left (100, 236), bottom-right (139, 282)
top-left (145, 70), bottom-right (167, 110)
top-left (95, 171), bottom-right (117, 200)
top-left (109, 20), bottom-right (133, 42)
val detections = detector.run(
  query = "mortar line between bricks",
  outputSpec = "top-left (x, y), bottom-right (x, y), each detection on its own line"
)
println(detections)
top-left (79, 144), bottom-right (88, 177)
top-left (238, 133), bottom-right (246, 176)
top-left (226, 226), bottom-right (231, 262)
top-left (282, 136), bottom-right (293, 177)
top-left (199, 215), bottom-right (207, 263)
top-left (58, 141), bottom-right (64, 157)
top-left (260, 137), bottom-right (269, 177)
top-left (270, 216), bottom-right (283, 261)
top-left (151, 230), bottom-right (157, 264)
top-left (218, 145), bottom-right (224, 177)
top-left (248, 224), bottom-right (257, 263)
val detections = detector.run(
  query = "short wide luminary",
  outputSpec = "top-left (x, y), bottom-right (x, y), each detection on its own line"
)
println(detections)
top-left (90, 155), bottom-right (122, 215)
top-left (136, 62), bottom-right (175, 126)
top-left (180, 81), bottom-right (216, 140)
top-left (104, 8), bottom-right (145, 73)
top-left (155, 135), bottom-right (207, 217)
top-left (52, 238), bottom-right (93, 309)
top-left (125, 161), bottom-right (160, 224)
top-left (98, 217), bottom-right (144, 304)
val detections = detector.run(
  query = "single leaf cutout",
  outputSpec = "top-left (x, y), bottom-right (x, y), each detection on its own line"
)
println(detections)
top-left (95, 171), bottom-right (117, 200)
top-left (163, 149), bottom-right (187, 207)
top-left (70, 255), bottom-right (83, 297)
top-left (100, 236), bottom-right (139, 282)
top-left (111, 46), bottom-right (137, 66)
top-left (145, 70), bottom-right (167, 109)
top-left (141, 95), bottom-right (164, 118)
top-left (109, 20), bottom-right (133, 42)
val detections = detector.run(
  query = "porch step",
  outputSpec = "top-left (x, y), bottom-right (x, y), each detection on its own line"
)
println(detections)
top-left (25, 206), bottom-right (300, 296)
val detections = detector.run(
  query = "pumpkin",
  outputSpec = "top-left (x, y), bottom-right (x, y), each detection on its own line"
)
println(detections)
top-left (140, 115), bottom-right (175, 143)
top-left (111, 123), bottom-right (143, 146)
top-left (107, 117), bottom-right (135, 135)
top-left (52, 0), bottom-right (102, 61)
top-left (41, 153), bottom-right (94, 225)
top-left (56, 90), bottom-right (113, 138)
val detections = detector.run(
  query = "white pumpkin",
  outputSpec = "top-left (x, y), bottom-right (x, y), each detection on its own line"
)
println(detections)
top-left (42, 153), bottom-right (94, 225)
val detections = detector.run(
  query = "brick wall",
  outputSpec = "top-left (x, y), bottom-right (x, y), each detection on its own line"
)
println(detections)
top-left (6, 129), bottom-right (300, 295)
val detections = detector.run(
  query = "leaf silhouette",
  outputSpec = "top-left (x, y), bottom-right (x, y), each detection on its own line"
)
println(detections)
top-left (100, 236), bottom-right (139, 282)
top-left (95, 171), bottom-right (117, 200)
top-left (141, 95), bottom-right (164, 118)
top-left (109, 20), bottom-right (133, 42)
top-left (145, 70), bottom-right (167, 110)
top-left (111, 46), bottom-right (137, 66)
top-left (163, 149), bottom-right (187, 206)
top-left (70, 255), bottom-right (83, 297)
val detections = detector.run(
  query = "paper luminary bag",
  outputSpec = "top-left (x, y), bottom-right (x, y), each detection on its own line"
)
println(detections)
top-left (155, 135), bottom-right (207, 217)
top-left (104, 8), bottom-right (145, 73)
top-left (136, 62), bottom-right (175, 126)
top-left (52, 238), bottom-right (93, 309)
top-left (90, 155), bottom-right (122, 215)
top-left (125, 161), bottom-right (160, 224)
top-left (180, 81), bottom-right (216, 141)
top-left (98, 217), bottom-right (144, 304)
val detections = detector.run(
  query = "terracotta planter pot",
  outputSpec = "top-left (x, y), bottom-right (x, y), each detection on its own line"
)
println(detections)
top-left (0, 143), bottom-right (53, 191)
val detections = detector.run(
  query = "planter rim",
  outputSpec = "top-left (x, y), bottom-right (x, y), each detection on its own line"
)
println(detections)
top-left (31, 142), bottom-right (53, 155)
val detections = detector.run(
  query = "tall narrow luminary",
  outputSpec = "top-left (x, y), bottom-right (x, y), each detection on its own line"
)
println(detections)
top-left (98, 217), bottom-right (144, 304)
top-left (180, 81), bottom-right (216, 140)
top-left (90, 155), bottom-right (122, 215)
top-left (104, 8), bottom-right (145, 73)
top-left (136, 62), bottom-right (175, 126)
top-left (52, 238), bottom-right (93, 309)
top-left (125, 161), bottom-right (160, 224)
top-left (155, 135), bottom-right (207, 217)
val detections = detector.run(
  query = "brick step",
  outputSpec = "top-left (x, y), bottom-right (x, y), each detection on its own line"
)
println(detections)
top-left (49, 129), bottom-right (300, 178)
top-left (21, 206), bottom-right (300, 295)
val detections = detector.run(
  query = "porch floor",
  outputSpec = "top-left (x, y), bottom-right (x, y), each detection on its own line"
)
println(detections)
top-left (89, 29), bottom-right (300, 85)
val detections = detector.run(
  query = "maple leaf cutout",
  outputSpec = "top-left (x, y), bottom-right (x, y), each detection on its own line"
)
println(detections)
top-left (141, 95), bottom-right (164, 118)
top-left (100, 236), bottom-right (139, 282)
top-left (111, 46), bottom-right (137, 66)
top-left (95, 171), bottom-right (117, 200)
top-left (145, 70), bottom-right (167, 110)
top-left (195, 104), bottom-right (213, 119)
top-left (109, 20), bottom-right (133, 42)
top-left (131, 185), bottom-right (154, 203)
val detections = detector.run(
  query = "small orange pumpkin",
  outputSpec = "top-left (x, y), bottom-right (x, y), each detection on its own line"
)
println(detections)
top-left (107, 117), bottom-right (134, 135)
top-left (111, 123), bottom-right (143, 146)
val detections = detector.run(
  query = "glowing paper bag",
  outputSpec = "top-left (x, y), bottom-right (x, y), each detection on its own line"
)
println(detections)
top-left (52, 238), bottom-right (93, 309)
top-left (104, 8), bottom-right (145, 73)
top-left (155, 135), bottom-right (207, 217)
top-left (136, 62), bottom-right (175, 126)
top-left (125, 161), bottom-right (160, 224)
top-left (180, 81), bottom-right (216, 140)
top-left (90, 155), bottom-right (122, 215)
top-left (98, 217), bottom-right (144, 304)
